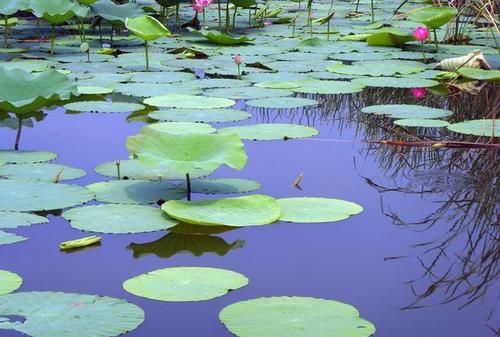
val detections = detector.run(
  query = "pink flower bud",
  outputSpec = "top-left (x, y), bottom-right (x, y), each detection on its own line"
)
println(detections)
top-left (412, 26), bottom-right (429, 42)
top-left (234, 54), bottom-right (242, 65)
top-left (263, 21), bottom-right (273, 27)
top-left (411, 87), bottom-right (426, 98)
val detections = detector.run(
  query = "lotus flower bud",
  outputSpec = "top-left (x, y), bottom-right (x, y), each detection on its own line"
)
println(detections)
top-left (412, 26), bottom-right (429, 42)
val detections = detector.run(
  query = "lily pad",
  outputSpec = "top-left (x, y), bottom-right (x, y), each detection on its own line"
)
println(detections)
top-left (162, 194), bottom-right (281, 227)
top-left (219, 123), bottom-right (319, 141)
top-left (219, 296), bottom-right (376, 337)
top-left (0, 150), bottom-right (57, 164)
top-left (0, 270), bottom-right (22, 295)
top-left (0, 291), bottom-right (144, 337)
top-left (190, 28), bottom-right (255, 45)
top-left (129, 72), bottom-right (196, 83)
top-left (0, 230), bottom-right (27, 245)
top-left (87, 180), bottom-right (185, 204)
top-left (353, 77), bottom-right (439, 88)
top-left (0, 163), bottom-right (86, 182)
top-left (123, 267), bottom-right (248, 302)
top-left (361, 104), bottom-right (453, 119)
top-left (144, 94), bottom-right (235, 109)
top-left (63, 204), bottom-right (179, 234)
top-left (293, 80), bottom-right (365, 94)
top-left (77, 86), bottom-right (114, 95)
top-left (64, 101), bottom-right (145, 113)
top-left (394, 119), bottom-right (450, 128)
top-left (191, 178), bottom-right (261, 194)
top-left (149, 108), bottom-right (252, 123)
top-left (0, 211), bottom-right (48, 229)
top-left (457, 67), bottom-right (500, 82)
top-left (447, 119), bottom-right (499, 137)
top-left (0, 180), bottom-right (93, 212)
top-left (277, 197), bottom-right (363, 223)
top-left (145, 122), bottom-right (216, 135)
top-left (245, 97), bottom-right (318, 109)
top-left (408, 6), bottom-right (458, 29)
top-left (327, 60), bottom-right (426, 77)
top-left (204, 87), bottom-right (293, 100)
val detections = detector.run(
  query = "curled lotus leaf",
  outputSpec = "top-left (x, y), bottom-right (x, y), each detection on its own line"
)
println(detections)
top-left (408, 6), bottom-right (458, 29)
top-left (0, 270), bottom-right (22, 295)
top-left (125, 15), bottom-right (171, 41)
top-left (188, 28), bottom-right (255, 45)
top-left (30, 0), bottom-right (89, 25)
top-left (91, 0), bottom-right (144, 24)
top-left (0, 0), bottom-right (29, 16)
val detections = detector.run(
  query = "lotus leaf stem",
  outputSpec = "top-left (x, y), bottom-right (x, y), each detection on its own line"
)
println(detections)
top-left (14, 118), bottom-right (22, 151)
top-left (433, 28), bottom-right (438, 52)
top-left (233, 6), bottom-right (238, 28)
top-left (218, 0), bottom-right (222, 30)
top-left (175, 4), bottom-right (180, 29)
top-left (370, 0), bottom-right (374, 23)
top-left (144, 40), bottom-right (150, 72)
top-left (186, 173), bottom-right (191, 201)
top-left (225, 0), bottom-right (231, 34)
top-left (50, 24), bottom-right (55, 55)
top-left (4, 17), bottom-right (8, 49)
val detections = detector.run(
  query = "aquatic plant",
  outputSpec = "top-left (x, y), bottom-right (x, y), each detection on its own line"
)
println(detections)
top-left (408, 5), bottom-right (458, 50)
top-left (0, 0), bottom-right (28, 48)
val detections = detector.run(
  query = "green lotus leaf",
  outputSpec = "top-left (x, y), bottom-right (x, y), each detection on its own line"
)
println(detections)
top-left (144, 94), bottom-right (235, 109)
top-left (113, 82), bottom-right (201, 97)
top-left (255, 81), bottom-right (302, 89)
top-left (0, 68), bottom-right (76, 114)
top-left (149, 108), bottom-right (252, 123)
top-left (91, 0), bottom-right (144, 24)
top-left (0, 163), bottom-right (86, 182)
top-left (129, 71), bottom-right (195, 83)
top-left (127, 128), bottom-right (247, 175)
top-left (394, 119), bottom-right (450, 128)
top-left (188, 28), bottom-right (255, 45)
top-left (0, 230), bottom-right (27, 245)
top-left (87, 180), bottom-right (185, 205)
top-left (64, 101), bottom-right (145, 113)
top-left (125, 15), bottom-right (170, 41)
top-left (145, 122), bottom-right (216, 135)
top-left (408, 6), bottom-right (458, 29)
top-left (353, 77), bottom-right (439, 88)
top-left (0, 291), bottom-right (144, 337)
top-left (0, 0), bottom-right (29, 16)
top-left (59, 235), bottom-right (101, 251)
top-left (361, 104), bottom-right (453, 119)
top-left (30, 0), bottom-right (89, 25)
top-left (231, 0), bottom-right (256, 7)
top-left (327, 60), bottom-right (427, 77)
top-left (77, 86), bottom-right (114, 95)
top-left (277, 197), bottom-right (363, 223)
top-left (0, 270), bottom-right (22, 295)
top-left (63, 204), bottom-right (179, 234)
top-left (190, 178), bottom-right (261, 194)
top-left (0, 150), bottom-right (56, 164)
top-left (204, 87), bottom-right (293, 100)
top-left (0, 211), bottom-right (48, 229)
top-left (219, 297), bottom-right (376, 337)
top-left (219, 123), bottom-right (319, 141)
top-left (457, 67), bottom-right (500, 82)
top-left (366, 29), bottom-right (415, 47)
top-left (0, 180), bottom-right (94, 212)
top-left (123, 267), bottom-right (248, 302)
top-left (77, 0), bottom-right (97, 5)
top-left (447, 119), bottom-right (499, 137)
top-left (245, 97), bottom-right (318, 109)
top-left (162, 194), bottom-right (281, 227)
top-left (292, 80), bottom-right (365, 94)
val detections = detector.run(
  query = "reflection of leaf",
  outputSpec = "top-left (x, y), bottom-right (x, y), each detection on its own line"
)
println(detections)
top-left (128, 232), bottom-right (245, 259)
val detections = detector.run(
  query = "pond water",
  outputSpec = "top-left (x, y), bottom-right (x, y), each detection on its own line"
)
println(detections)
top-left (1, 88), bottom-right (498, 336)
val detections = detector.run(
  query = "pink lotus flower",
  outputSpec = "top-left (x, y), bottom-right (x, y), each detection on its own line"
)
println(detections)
top-left (412, 26), bottom-right (429, 42)
top-left (234, 54), bottom-right (242, 65)
top-left (192, 0), bottom-right (212, 12)
top-left (411, 87), bottom-right (426, 98)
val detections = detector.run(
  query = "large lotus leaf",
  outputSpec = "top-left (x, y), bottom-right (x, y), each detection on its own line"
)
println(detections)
top-left (91, 0), bottom-right (144, 24)
top-left (145, 122), bottom-right (216, 135)
top-left (447, 119), bottom-right (499, 137)
top-left (0, 291), bottom-right (144, 337)
top-left (0, 230), bottom-right (27, 245)
top-left (0, 163), bottom-right (86, 182)
top-left (0, 0), bottom-right (29, 16)
top-left (95, 159), bottom-right (212, 180)
top-left (144, 94), bottom-right (235, 109)
top-left (245, 97), bottom-right (318, 109)
top-left (457, 67), bottom-right (500, 82)
top-left (292, 80), bottom-right (365, 95)
top-left (204, 87), bottom-right (293, 100)
top-left (0, 68), bottom-right (76, 114)
top-left (128, 232), bottom-right (244, 258)
top-left (123, 267), bottom-right (248, 302)
top-left (408, 6), bottom-right (458, 29)
top-left (361, 104), bottom-right (453, 119)
top-left (149, 108), bottom-right (252, 123)
top-left (162, 194), bottom-right (281, 227)
top-left (0, 211), bottom-right (48, 229)
top-left (191, 178), bottom-right (261, 194)
top-left (277, 197), bottom-right (363, 223)
top-left (353, 77), bottom-right (439, 88)
top-left (127, 128), bottom-right (247, 175)
top-left (77, 86), bottom-right (114, 95)
top-left (0, 270), bottom-right (22, 295)
top-left (189, 28), bottom-right (255, 45)
top-left (0, 150), bottom-right (56, 164)
top-left (114, 82), bottom-right (201, 97)
top-left (63, 204), bottom-right (179, 234)
top-left (219, 297), bottom-right (376, 337)
top-left (129, 72), bottom-right (195, 84)
top-left (30, 0), bottom-right (89, 25)
top-left (394, 119), bottom-right (450, 128)
top-left (0, 180), bottom-right (94, 212)
top-left (87, 180), bottom-right (185, 205)
top-left (64, 101), bottom-right (145, 113)
top-left (366, 29), bottom-right (414, 47)
top-left (219, 123), bottom-right (319, 141)
top-left (126, 16), bottom-right (170, 41)
top-left (327, 60), bottom-right (426, 77)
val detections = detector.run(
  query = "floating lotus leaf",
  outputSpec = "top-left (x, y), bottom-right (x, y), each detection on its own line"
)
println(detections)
top-left (0, 180), bottom-right (93, 212)
top-left (95, 159), bottom-right (212, 180)
top-left (144, 94), bottom-right (235, 109)
top-left (366, 29), bottom-right (414, 47)
top-left (128, 232), bottom-right (244, 259)
top-left (408, 6), bottom-right (458, 29)
top-left (327, 60), bottom-right (426, 77)
top-left (125, 15), bottom-right (170, 41)
top-left (127, 128), bottom-right (247, 175)
top-left (193, 79), bottom-right (251, 89)
top-left (149, 108), bottom-right (252, 123)
top-left (113, 82), bottom-right (201, 97)
top-left (191, 178), bottom-right (261, 194)
top-left (447, 119), bottom-right (499, 137)
top-left (64, 101), bottom-right (145, 113)
top-left (0, 270), bottom-right (22, 295)
top-left (0, 163), bottom-right (86, 182)
top-left (77, 86), bottom-right (114, 95)
top-left (129, 72), bottom-right (196, 83)
top-left (361, 104), bottom-right (453, 119)
top-left (204, 87), bottom-right (293, 100)
top-left (243, 72), bottom-right (310, 83)
top-left (245, 97), bottom-right (318, 109)
top-left (219, 297), bottom-right (376, 337)
top-left (189, 28), bottom-right (255, 45)
top-left (30, 0), bottom-right (89, 25)
top-left (63, 204), bottom-right (179, 234)
top-left (457, 67), bottom-right (500, 82)
top-left (0, 60), bottom-right (52, 72)
top-left (277, 197), bottom-right (363, 223)
top-left (91, 0), bottom-right (144, 24)
top-left (394, 119), bottom-right (450, 128)
top-left (353, 77), bottom-right (439, 88)
top-left (0, 291), bottom-right (144, 337)
top-left (0, 211), bottom-right (48, 228)
top-left (293, 80), bottom-right (365, 94)
top-left (59, 235), bottom-right (101, 251)
top-left (0, 230), bottom-right (27, 245)
top-left (0, 150), bottom-right (56, 164)
top-left (0, 0), bottom-right (28, 16)
top-left (0, 68), bottom-right (76, 114)
top-left (162, 195), bottom-right (281, 227)
top-left (255, 81), bottom-right (303, 89)
top-left (123, 267), bottom-right (248, 302)
top-left (145, 122), bottom-right (216, 135)
top-left (219, 123), bottom-right (319, 141)
top-left (87, 180), bottom-right (185, 205)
